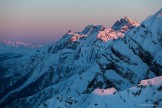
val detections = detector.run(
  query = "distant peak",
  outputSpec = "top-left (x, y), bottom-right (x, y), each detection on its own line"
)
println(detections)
top-left (3, 40), bottom-right (42, 48)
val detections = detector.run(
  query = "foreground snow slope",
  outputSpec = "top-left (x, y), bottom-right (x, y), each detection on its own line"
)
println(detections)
top-left (39, 76), bottom-right (162, 108)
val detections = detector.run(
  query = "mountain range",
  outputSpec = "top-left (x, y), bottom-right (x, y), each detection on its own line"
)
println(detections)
top-left (0, 8), bottom-right (162, 108)
top-left (0, 41), bottom-right (42, 62)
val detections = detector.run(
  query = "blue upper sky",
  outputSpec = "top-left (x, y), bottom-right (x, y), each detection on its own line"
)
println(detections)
top-left (0, 0), bottom-right (162, 44)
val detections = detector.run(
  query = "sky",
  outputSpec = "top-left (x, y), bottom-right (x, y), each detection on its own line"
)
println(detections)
top-left (0, 0), bottom-right (162, 45)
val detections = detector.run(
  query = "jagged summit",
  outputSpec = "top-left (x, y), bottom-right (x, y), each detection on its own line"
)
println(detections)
top-left (112, 16), bottom-right (139, 33)
top-left (81, 25), bottom-right (105, 34)
top-left (123, 16), bottom-right (137, 23)
top-left (61, 17), bottom-right (139, 44)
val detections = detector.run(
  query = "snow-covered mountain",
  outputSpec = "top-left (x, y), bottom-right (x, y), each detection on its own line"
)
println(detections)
top-left (0, 8), bottom-right (162, 108)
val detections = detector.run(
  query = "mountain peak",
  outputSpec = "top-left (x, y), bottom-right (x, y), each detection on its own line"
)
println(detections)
top-left (112, 17), bottom-right (139, 33)
top-left (81, 25), bottom-right (105, 34)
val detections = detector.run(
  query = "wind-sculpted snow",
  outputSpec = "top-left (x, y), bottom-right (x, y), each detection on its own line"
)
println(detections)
top-left (0, 8), bottom-right (162, 108)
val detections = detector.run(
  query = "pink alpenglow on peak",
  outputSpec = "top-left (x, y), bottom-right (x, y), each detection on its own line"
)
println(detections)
top-left (123, 16), bottom-right (139, 26)
top-left (93, 88), bottom-right (117, 95)
top-left (60, 17), bottom-right (139, 44)
top-left (97, 28), bottom-right (124, 42)
top-left (112, 16), bottom-right (139, 33)
top-left (70, 33), bottom-right (88, 42)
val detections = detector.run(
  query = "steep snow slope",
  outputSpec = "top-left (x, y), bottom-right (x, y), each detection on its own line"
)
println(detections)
top-left (0, 9), bottom-right (162, 108)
